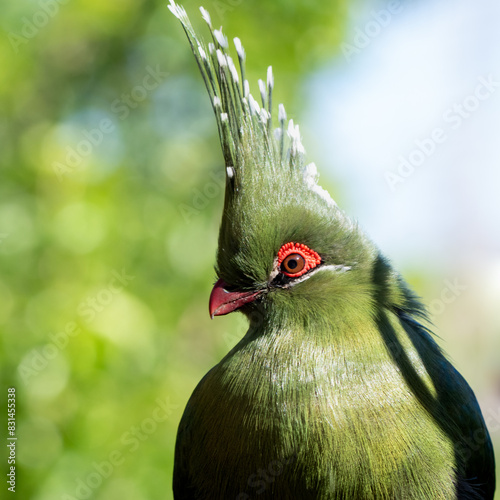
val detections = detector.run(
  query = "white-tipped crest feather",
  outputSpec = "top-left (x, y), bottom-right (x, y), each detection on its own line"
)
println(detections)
top-left (213, 28), bottom-right (228, 48)
top-left (304, 163), bottom-right (336, 206)
top-left (199, 6), bottom-right (211, 26)
top-left (258, 79), bottom-right (266, 103)
top-left (278, 104), bottom-right (287, 123)
top-left (168, 0), bottom-right (183, 19)
top-left (248, 94), bottom-right (261, 115)
top-left (198, 45), bottom-right (207, 60)
top-left (216, 49), bottom-right (227, 67)
top-left (267, 66), bottom-right (274, 90)
top-left (233, 37), bottom-right (245, 60)
top-left (227, 56), bottom-right (239, 83)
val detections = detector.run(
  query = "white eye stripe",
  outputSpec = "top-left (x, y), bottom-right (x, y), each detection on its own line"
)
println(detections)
top-left (317, 264), bottom-right (352, 274)
top-left (278, 264), bottom-right (352, 288)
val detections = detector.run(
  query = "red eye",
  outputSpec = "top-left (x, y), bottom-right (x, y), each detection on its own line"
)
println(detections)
top-left (277, 242), bottom-right (321, 277)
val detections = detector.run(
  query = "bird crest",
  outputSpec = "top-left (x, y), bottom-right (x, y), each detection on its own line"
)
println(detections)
top-left (168, 1), bottom-right (349, 289)
top-left (168, 0), bottom-right (336, 208)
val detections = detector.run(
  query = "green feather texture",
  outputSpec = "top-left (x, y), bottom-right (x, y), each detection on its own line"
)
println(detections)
top-left (168, 0), bottom-right (356, 292)
top-left (169, 2), bottom-right (496, 499)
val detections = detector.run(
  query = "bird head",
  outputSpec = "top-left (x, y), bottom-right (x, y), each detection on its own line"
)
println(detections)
top-left (169, 2), bottom-right (416, 330)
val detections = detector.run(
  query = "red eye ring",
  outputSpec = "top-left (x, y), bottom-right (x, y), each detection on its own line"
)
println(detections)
top-left (277, 242), bottom-right (321, 277)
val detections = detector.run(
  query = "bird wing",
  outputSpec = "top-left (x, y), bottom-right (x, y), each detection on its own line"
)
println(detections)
top-left (396, 312), bottom-right (496, 498)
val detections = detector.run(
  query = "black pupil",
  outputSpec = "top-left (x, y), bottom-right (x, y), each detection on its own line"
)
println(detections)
top-left (287, 258), bottom-right (298, 269)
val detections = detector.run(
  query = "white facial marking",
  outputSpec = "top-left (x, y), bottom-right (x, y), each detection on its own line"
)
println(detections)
top-left (282, 264), bottom-right (352, 288)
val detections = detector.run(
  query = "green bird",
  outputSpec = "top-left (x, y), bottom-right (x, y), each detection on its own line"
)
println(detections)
top-left (168, 2), bottom-right (496, 498)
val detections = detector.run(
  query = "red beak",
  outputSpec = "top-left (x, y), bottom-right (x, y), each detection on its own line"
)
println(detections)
top-left (209, 278), bottom-right (263, 318)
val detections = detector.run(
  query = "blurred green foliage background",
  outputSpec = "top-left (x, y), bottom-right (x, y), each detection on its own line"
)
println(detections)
top-left (0, 0), bottom-right (498, 499)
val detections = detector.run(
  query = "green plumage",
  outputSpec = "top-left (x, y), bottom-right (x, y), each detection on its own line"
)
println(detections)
top-left (168, 2), bottom-right (496, 498)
